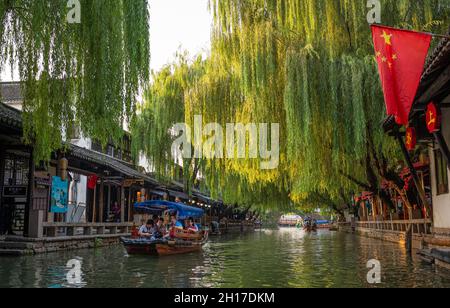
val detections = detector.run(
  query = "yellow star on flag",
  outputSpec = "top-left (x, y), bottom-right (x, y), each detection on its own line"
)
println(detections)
top-left (381, 30), bottom-right (393, 45)
top-left (381, 56), bottom-right (387, 63)
top-left (392, 54), bottom-right (398, 60)
top-left (376, 51), bottom-right (381, 57)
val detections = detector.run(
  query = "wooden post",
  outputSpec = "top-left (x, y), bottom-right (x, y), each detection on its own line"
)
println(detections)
top-left (99, 178), bottom-right (104, 223)
top-left (121, 185), bottom-right (125, 223)
top-left (127, 188), bottom-right (132, 222)
top-left (24, 147), bottom-right (34, 237)
top-left (107, 185), bottom-right (111, 221)
top-left (92, 184), bottom-right (97, 223)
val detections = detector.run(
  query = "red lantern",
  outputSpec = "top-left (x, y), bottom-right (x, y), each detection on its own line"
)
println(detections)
top-left (426, 102), bottom-right (441, 133)
top-left (405, 127), bottom-right (416, 151)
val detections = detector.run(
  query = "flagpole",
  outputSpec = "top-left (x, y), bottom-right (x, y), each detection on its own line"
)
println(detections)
top-left (374, 24), bottom-right (450, 40)
top-left (430, 33), bottom-right (450, 40)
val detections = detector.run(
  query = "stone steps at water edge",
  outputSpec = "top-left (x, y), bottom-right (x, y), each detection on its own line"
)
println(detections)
top-left (0, 249), bottom-right (34, 256)
top-left (0, 241), bottom-right (35, 250)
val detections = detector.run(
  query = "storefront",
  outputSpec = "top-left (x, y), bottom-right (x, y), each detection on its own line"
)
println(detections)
top-left (0, 101), bottom-right (159, 238)
top-left (0, 102), bottom-right (33, 236)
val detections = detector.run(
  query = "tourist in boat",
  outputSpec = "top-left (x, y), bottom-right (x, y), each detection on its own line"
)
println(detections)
top-left (138, 219), bottom-right (155, 238)
top-left (155, 217), bottom-right (166, 238)
top-left (186, 217), bottom-right (199, 233)
top-left (168, 213), bottom-right (184, 238)
top-left (170, 213), bottom-right (184, 229)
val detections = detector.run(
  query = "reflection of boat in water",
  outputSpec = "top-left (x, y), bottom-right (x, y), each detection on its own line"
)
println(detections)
top-left (303, 219), bottom-right (317, 232)
top-left (121, 200), bottom-right (208, 257)
top-left (303, 224), bottom-right (318, 232)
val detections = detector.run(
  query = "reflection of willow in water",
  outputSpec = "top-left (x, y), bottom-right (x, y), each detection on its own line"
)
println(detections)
top-left (287, 232), bottom-right (369, 288)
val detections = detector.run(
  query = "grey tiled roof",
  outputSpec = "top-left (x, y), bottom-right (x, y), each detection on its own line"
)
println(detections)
top-left (0, 102), bottom-right (22, 129)
top-left (0, 99), bottom-right (158, 183)
top-left (0, 82), bottom-right (23, 102)
top-left (410, 28), bottom-right (450, 116)
top-left (68, 144), bottom-right (159, 185)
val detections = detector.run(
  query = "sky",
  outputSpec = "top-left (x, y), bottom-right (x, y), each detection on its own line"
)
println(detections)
top-left (150, 0), bottom-right (213, 72)
top-left (0, 0), bottom-right (213, 81)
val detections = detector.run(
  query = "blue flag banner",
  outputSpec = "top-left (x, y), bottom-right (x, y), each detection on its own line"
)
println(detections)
top-left (51, 176), bottom-right (68, 213)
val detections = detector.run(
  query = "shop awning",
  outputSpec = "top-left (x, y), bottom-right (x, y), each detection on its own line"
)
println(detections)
top-left (134, 200), bottom-right (204, 219)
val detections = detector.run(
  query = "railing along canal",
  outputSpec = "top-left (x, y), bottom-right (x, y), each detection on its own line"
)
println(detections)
top-left (339, 219), bottom-right (433, 235)
top-left (42, 222), bottom-right (133, 238)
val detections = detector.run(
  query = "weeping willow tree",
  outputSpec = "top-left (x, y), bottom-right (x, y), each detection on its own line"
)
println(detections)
top-left (131, 53), bottom-right (206, 183)
top-left (133, 0), bottom-right (449, 212)
top-left (0, 0), bottom-right (150, 161)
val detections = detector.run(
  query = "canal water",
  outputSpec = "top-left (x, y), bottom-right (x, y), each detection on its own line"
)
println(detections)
top-left (1, 229), bottom-right (450, 288)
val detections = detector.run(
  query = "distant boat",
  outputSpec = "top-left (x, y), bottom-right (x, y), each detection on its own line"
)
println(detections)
top-left (303, 220), bottom-right (331, 232)
top-left (316, 220), bottom-right (332, 229)
top-left (278, 214), bottom-right (303, 228)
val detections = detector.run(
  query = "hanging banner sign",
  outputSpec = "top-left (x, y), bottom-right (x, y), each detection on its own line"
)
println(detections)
top-left (405, 127), bottom-right (417, 151)
top-left (51, 176), bottom-right (68, 213)
top-left (426, 102), bottom-right (441, 133)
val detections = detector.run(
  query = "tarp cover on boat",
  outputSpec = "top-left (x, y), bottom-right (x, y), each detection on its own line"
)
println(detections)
top-left (134, 200), bottom-right (204, 219)
top-left (316, 220), bottom-right (330, 225)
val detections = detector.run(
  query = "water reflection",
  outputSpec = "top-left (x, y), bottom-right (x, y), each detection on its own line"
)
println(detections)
top-left (0, 230), bottom-right (449, 288)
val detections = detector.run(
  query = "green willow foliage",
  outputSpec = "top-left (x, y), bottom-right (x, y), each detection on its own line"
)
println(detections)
top-left (131, 54), bottom-right (205, 182)
top-left (0, 0), bottom-right (150, 161)
top-left (133, 0), bottom-right (449, 210)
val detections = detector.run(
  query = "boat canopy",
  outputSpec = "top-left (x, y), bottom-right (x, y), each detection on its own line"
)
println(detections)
top-left (134, 200), bottom-right (204, 220)
top-left (316, 220), bottom-right (330, 225)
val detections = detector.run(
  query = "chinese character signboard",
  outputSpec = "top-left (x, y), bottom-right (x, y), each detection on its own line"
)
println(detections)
top-left (51, 176), bottom-right (68, 213)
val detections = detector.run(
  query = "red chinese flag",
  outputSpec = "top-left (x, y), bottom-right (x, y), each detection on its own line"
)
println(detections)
top-left (371, 25), bottom-right (432, 126)
top-left (87, 175), bottom-right (98, 190)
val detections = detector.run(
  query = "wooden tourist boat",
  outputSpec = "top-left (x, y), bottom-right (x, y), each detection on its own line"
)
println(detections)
top-left (122, 232), bottom-right (208, 256)
top-left (121, 237), bottom-right (162, 255)
top-left (155, 232), bottom-right (209, 256)
top-left (303, 220), bottom-right (318, 232)
top-left (121, 200), bottom-right (208, 257)
top-left (316, 220), bottom-right (332, 229)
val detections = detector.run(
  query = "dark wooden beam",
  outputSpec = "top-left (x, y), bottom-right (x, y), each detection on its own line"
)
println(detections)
top-left (417, 65), bottom-right (450, 105)
top-left (442, 93), bottom-right (450, 106)
top-left (434, 131), bottom-right (450, 168)
top-left (395, 133), bottom-right (431, 216)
